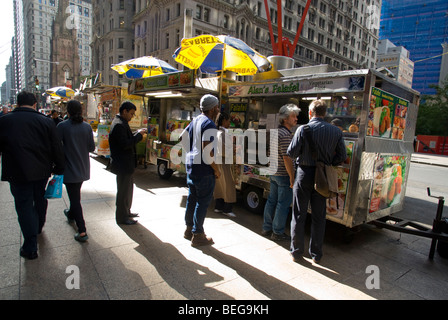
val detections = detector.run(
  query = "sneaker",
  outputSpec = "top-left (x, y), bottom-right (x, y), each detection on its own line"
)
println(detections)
top-left (222, 211), bottom-right (236, 218)
top-left (261, 229), bottom-right (272, 237)
top-left (184, 226), bottom-right (193, 240)
top-left (271, 233), bottom-right (291, 241)
top-left (214, 209), bottom-right (223, 213)
top-left (74, 233), bottom-right (89, 242)
top-left (191, 233), bottom-right (214, 247)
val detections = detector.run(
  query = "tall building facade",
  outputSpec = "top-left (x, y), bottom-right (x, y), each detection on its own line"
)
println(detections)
top-left (91, 0), bottom-right (135, 86)
top-left (22, 0), bottom-right (59, 93)
top-left (132, 0), bottom-right (382, 74)
top-left (50, 0), bottom-right (80, 88)
top-left (380, 0), bottom-right (448, 95)
top-left (68, 0), bottom-right (93, 77)
top-left (13, 0), bottom-right (26, 94)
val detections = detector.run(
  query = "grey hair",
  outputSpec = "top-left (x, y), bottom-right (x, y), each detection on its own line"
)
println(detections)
top-left (278, 103), bottom-right (300, 125)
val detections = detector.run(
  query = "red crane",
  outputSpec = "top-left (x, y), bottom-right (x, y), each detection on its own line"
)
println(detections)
top-left (263, 0), bottom-right (312, 57)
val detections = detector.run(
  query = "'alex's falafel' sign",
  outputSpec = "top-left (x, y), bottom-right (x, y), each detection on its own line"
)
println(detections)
top-left (367, 87), bottom-right (409, 140)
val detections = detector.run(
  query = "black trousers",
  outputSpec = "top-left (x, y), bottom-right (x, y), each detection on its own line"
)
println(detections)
top-left (64, 182), bottom-right (86, 234)
top-left (9, 179), bottom-right (48, 253)
top-left (116, 173), bottom-right (134, 223)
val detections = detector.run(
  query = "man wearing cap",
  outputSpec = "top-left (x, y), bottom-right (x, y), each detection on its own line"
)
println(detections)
top-left (181, 94), bottom-right (221, 247)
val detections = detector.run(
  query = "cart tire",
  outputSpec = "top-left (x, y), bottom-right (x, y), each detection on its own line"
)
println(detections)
top-left (157, 161), bottom-right (173, 179)
top-left (243, 186), bottom-right (265, 214)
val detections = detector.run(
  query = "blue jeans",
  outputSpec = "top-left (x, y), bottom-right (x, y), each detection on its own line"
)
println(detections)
top-left (185, 174), bottom-right (215, 234)
top-left (290, 166), bottom-right (327, 261)
top-left (9, 179), bottom-right (48, 253)
top-left (263, 175), bottom-right (293, 235)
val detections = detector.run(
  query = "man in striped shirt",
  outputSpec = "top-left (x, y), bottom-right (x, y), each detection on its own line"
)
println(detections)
top-left (262, 104), bottom-right (300, 241)
top-left (287, 99), bottom-right (346, 263)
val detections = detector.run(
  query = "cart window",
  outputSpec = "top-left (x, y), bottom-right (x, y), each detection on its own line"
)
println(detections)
top-left (322, 94), bottom-right (362, 135)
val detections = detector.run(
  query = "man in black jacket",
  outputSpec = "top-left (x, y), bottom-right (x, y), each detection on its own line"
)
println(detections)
top-left (0, 91), bottom-right (65, 260)
top-left (109, 101), bottom-right (146, 225)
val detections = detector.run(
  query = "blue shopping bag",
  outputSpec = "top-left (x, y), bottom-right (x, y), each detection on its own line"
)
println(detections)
top-left (44, 175), bottom-right (64, 199)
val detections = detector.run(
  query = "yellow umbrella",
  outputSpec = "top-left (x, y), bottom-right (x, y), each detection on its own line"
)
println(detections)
top-left (45, 86), bottom-right (75, 99)
top-left (111, 56), bottom-right (178, 79)
top-left (173, 35), bottom-right (271, 76)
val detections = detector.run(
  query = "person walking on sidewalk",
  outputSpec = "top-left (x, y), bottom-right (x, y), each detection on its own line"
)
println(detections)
top-left (262, 104), bottom-right (300, 241)
top-left (0, 91), bottom-right (65, 260)
top-left (181, 94), bottom-right (220, 247)
top-left (109, 101), bottom-right (147, 225)
top-left (213, 112), bottom-right (237, 218)
top-left (56, 100), bottom-right (95, 242)
top-left (287, 99), bottom-right (346, 263)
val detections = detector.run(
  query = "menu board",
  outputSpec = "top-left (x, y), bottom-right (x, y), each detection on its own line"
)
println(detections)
top-left (367, 87), bottom-right (409, 140)
top-left (230, 103), bottom-right (247, 129)
top-left (369, 155), bottom-right (407, 213)
top-left (97, 124), bottom-right (111, 156)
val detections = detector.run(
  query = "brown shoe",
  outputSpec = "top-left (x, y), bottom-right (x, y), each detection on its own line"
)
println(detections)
top-left (191, 232), bottom-right (214, 247)
top-left (184, 226), bottom-right (193, 240)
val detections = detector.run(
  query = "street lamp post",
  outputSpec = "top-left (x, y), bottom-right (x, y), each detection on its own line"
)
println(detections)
top-left (33, 58), bottom-right (59, 108)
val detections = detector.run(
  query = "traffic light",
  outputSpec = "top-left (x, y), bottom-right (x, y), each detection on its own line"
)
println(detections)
top-left (35, 77), bottom-right (39, 90)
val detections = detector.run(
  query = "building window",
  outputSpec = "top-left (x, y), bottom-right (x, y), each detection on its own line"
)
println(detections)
top-left (204, 8), bottom-right (210, 22)
top-left (118, 38), bottom-right (124, 49)
top-left (196, 5), bottom-right (202, 19)
top-left (223, 15), bottom-right (229, 29)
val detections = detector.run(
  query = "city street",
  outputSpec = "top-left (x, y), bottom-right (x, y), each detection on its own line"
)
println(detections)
top-left (0, 153), bottom-right (448, 303)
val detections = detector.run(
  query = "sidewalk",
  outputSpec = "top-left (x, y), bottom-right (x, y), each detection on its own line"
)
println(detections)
top-left (1, 155), bottom-right (448, 301)
top-left (411, 152), bottom-right (448, 167)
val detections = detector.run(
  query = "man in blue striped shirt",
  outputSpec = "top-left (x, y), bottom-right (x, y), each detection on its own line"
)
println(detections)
top-left (262, 104), bottom-right (300, 241)
top-left (287, 99), bottom-right (346, 263)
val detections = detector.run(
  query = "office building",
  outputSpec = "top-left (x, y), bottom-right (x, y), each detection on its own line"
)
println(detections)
top-left (376, 39), bottom-right (414, 88)
top-left (22, 0), bottom-right (59, 93)
top-left (380, 0), bottom-right (448, 95)
top-left (90, 0), bottom-right (135, 86)
top-left (13, 0), bottom-right (26, 94)
top-left (132, 0), bottom-right (382, 75)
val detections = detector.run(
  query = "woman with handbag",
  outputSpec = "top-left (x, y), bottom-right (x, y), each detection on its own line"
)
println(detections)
top-left (57, 100), bottom-right (95, 242)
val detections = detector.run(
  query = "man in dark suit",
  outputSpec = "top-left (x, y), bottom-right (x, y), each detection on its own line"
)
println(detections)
top-left (0, 91), bottom-right (65, 259)
top-left (108, 101), bottom-right (146, 225)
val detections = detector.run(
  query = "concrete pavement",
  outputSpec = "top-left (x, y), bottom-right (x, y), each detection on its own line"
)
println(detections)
top-left (0, 153), bottom-right (448, 301)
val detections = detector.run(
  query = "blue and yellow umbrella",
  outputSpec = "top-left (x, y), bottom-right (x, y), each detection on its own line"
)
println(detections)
top-left (45, 86), bottom-right (75, 99)
top-left (111, 56), bottom-right (178, 79)
top-left (173, 35), bottom-right (271, 76)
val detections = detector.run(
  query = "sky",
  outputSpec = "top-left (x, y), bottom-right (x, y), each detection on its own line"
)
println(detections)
top-left (0, 0), bottom-right (15, 86)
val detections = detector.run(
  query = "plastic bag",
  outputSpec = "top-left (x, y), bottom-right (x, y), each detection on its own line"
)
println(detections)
top-left (44, 175), bottom-right (64, 199)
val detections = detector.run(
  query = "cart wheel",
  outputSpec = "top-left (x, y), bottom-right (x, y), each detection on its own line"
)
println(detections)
top-left (157, 161), bottom-right (173, 179)
top-left (243, 186), bottom-right (265, 214)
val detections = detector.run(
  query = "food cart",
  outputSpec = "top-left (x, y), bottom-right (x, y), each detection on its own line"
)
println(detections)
top-left (225, 66), bottom-right (420, 229)
top-left (82, 80), bottom-right (147, 158)
top-left (128, 69), bottom-right (226, 178)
